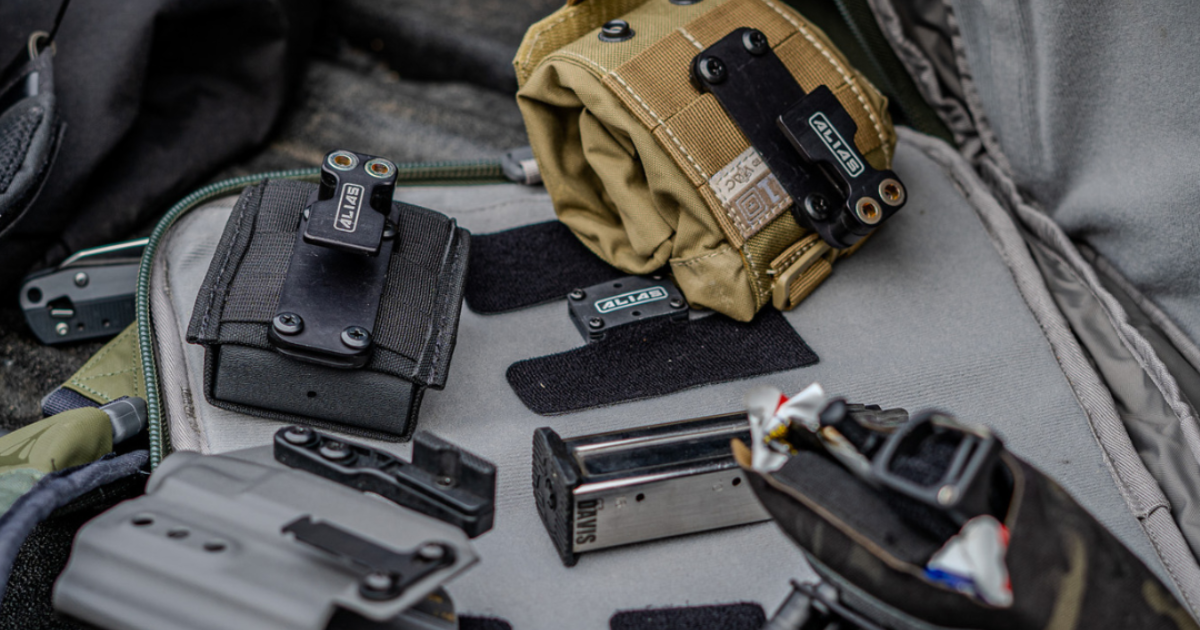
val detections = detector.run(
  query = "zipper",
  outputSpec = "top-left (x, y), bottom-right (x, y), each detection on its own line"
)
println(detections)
top-left (137, 159), bottom-right (507, 468)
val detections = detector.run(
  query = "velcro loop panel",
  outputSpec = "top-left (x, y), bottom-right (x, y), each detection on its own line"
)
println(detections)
top-left (506, 309), bottom-right (817, 414)
top-left (465, 221), bottom-right (625, 314)
top-left (609, 602), bottom-right (766, 630)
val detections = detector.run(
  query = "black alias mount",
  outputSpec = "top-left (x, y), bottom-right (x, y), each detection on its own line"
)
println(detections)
top-left (269, 149), bottom-right (399, 369)
top-left (693, 28), bottom-right (906, 249)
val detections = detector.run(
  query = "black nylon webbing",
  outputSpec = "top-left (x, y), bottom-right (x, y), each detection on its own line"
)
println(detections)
top-left (186, 179), bottom-right (469, 387)
top-left (465, 221), bottom-right (624, 314)
top-left (507, 310), bottom-right (818, 415)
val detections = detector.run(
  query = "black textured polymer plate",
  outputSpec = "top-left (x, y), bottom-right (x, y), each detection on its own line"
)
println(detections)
top-left (507, 310), bottom-right (818, 415)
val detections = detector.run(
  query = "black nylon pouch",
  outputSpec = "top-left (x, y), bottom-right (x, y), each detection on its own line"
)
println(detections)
top-left (186, 179), bottom-right (470, 441)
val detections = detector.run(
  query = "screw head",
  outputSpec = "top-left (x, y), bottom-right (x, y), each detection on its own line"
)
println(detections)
top-left (588, 317), bottom-right (605, 329)
top-left (273, 313), bottom-right (303, 335)
top-left (435, 475), bottom-right (455, 488)
top-left (359, 572), bottom-right (400, 600)
top-left (936, 485), bottom-right (956, 506)
top-left (341, 326), bottom-right (371, 349)
top-left (804, 193), bottom-right (832, 222)
top-left (742, 29), bottom-right (769, 55)
top-left (319, 440), bottom-right (353, 462)
top-left (698, 56), bottom-right (727, 84)
top-left (568, 289), bottom-right (586, 301)
top-left (417, 543), bottom-right (446, 562)
top-left (599, 19), bottom-right (634, 42)
top-left (282, 426), bottom-right (314, 445)
top-left (55, 322), bottom-right (68, 336)
top-left (73, 272), bottom-right (89, 288)
top-left (669, 297), bottom-right (686, 309)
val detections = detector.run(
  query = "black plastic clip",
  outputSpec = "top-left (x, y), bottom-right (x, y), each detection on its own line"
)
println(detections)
top-left (274, 426), bottom-right (497, 538)
top-left (282, 516), bottom-right (455, 601)
top-left (870, 411), bottom-right (1002, 524)
top-left (268, 149), bottom-right (399, 369)
top-left (566, 274), bottom-right (689, 343)
top-left (692, 28), bottom-right (906, 249)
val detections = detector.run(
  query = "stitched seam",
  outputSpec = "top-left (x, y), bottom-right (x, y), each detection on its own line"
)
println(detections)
top-left (761, 0), bottom-right (889, 158)
top-left (521, 12), bottom-right (575, 76)
top-left (76, 368), bottom-right (136, 381)
top-left (774, 239), bottom-right (820, 272)
top-left (670, 247), bottom-right (732, 266)
top-left (742, 247), bottom-right (771, 299)
top-left (70, 381), bottom-right (112, 403)
top-left (678, 26), bottom-right (704, 50)
top-left (608, 68), bottom-right (711, 181)
top-left (427, 227), bottom-right (462, 384)
top-left (198, 188), bottom-right (252, 338)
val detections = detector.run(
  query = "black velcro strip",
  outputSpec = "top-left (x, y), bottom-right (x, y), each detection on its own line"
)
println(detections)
top-left (460, 616), bottom-right (513, 630)
top-left (610, 603), bottom-right (765, 630)
top-left (507, 310), bottom-right (817, 414)
top-left (465, 221), bottom-right (625, 314)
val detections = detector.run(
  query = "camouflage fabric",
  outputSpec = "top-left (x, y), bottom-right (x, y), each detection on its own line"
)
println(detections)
top-left (732, 436), bottom-right (1200, 630)
top-left (0, 407), bottom-right (113, 514)
top-left (515, 0), bottom-right (896, 321)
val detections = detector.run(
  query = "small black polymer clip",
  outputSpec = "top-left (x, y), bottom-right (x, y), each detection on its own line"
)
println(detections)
top-left (566, 274), bottom-right (689, 343)
top-left (692, 27), bottom-right (907, 249)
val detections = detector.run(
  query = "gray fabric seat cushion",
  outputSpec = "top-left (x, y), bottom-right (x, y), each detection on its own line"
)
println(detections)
top-left (151, 131), bottom-right (1165, 628)
top-left (948, 0), bottom-right (1200, 354)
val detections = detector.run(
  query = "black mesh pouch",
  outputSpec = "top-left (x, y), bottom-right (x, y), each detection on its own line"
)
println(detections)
top-left (186, 179), bottom-right (470, 441)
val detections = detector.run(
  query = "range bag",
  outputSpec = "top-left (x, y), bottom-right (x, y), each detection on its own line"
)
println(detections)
top-left (5, 0), bottom-right (1200, 628)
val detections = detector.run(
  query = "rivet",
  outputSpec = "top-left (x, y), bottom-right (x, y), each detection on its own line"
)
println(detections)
top-left (599, 19), bottom-right (634, 43)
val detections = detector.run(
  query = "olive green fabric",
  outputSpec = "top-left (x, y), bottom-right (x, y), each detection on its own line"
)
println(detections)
top-left (60, 324), bottom-right (146, 405)
top-left (515, 0), bottom-right (897, 320)
top-left (0, 407), bottom-right (113, 513)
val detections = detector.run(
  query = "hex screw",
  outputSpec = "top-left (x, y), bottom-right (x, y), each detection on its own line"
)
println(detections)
top-left (282, 426), bottom-right (314, 445)
top-left (274, 313), bottom-right (303, 336)
top-left (669, 297), bottom-right (686, 309)
top-left (417, 543), bottom-right (446, 563)
top-left (588, 317), bottom-right (605, 329)
top-left (319, 440), bottom-right (353, 462)
top-left (698, 56), bottom-right (727, 84)
top-left (568, 289), bottom-right (586, 301)
top-left (341, 326), bottom-right (370, 349)
top-left (73, 272), bottom-right (89, 288)
top-left (742, 29), bottom-right (769, 55)
top-left (804, 193), bottom-right (832, 222)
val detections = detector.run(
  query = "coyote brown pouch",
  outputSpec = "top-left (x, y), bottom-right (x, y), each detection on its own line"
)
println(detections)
top-left (514, 0), bottom-right (897, 321)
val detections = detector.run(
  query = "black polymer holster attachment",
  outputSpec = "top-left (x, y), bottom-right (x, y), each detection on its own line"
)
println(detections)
top-left (186, 149), bottom-right (471, 440)
top-left (693, 28), bottom-right (906, 249)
